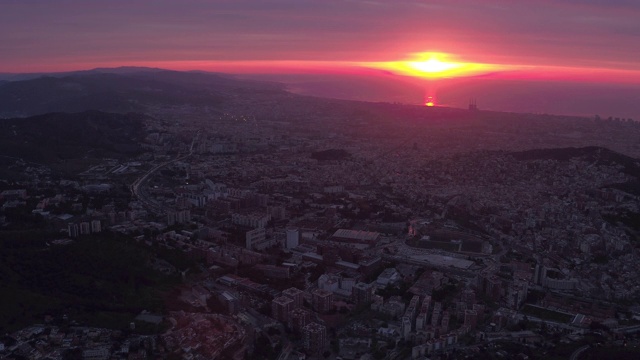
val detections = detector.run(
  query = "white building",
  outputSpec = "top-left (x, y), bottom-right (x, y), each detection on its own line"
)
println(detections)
top-left (246, 228), bottom-right (276, 251)
top-left (91, 219), bottom-right (102, 233)
top-left (286, 228), bottom-right (299, 249)
top-left (232, 213), bottom-right (270, 228)
top-left (376, 268), bottom-right (401, 287)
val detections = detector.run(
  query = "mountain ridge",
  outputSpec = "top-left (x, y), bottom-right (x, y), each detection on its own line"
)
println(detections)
top-left (0, 68), bottom-right (285, 117)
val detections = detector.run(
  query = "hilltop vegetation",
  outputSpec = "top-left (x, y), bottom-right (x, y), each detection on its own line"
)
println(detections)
top-left (510, 146), bottom-right (640, 177)
top-left (0, 232), bottom-right (194, 333)
top-left (0, 110), bottom-right (147, 164)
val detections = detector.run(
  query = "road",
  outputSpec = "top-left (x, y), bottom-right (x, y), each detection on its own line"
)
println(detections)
top-left (569, 345), bottom-right (589, 360)
top-left (130, 133), bottom-right (198, 214)
top-left (616, 324), bottom-right (640, 334)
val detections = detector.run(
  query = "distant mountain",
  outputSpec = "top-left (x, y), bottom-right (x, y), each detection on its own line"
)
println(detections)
top-left (69, 66), bottom-right (166, 76)
top-left (0, 68), bottom-right (285, 117)
top-left (0, 111), bottom-right (148, 163)
top-left (510, 146), bottom-right (640, 178)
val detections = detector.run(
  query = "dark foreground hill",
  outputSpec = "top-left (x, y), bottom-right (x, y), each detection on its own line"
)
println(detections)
top-left (511, 146), bottom-right (640, 233)
top-left (0, 111), bottom-right (147, 163)
top-left (0, 233), bottom-right (195, 333)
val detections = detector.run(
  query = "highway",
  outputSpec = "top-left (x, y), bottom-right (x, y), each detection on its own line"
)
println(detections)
top-left (615, 324), bottom-right (640, 334)
top-left (569, 345), bottom-right (589, 360)
top-left (130, 133), bottom-right (198, 214)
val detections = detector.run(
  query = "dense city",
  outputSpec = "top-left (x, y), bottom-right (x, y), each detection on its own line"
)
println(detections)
top-left (2, 87), bottom-right (640, 360)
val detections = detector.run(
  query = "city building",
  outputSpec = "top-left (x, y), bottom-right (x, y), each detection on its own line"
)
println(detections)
top-left (376, 268), bottom-right (401, 287)
top-left (232, 213), bottom-right (270, 228)
top-left (272, 296), bottom-right (294, 323)
top-left (464, 309), bottom-right (478, 329)
top-left (286, 228), bottom-right (299, 249)
top-left (90, 219), bottom-right (102, 233)
top-left (245, 228), bottom-right (274, 251)
top-left (290, 308), bottom-right (311, 332)
top-left (79, 222), bottom-right (91, 235)
top-left (68, 223), bottom-right (79, 238)
top-left (312, 288), bottom-right (333, 313)
top-left (303, 322), bottom-right (327, 354)
top-left (218, 291), bottom-right (239, 315)
top-left (331, 229), bottom-right (380, 247)
top-left (282, 287), bottom-right (305, 309)
top-left (167, 209), bottom-right (190, 226)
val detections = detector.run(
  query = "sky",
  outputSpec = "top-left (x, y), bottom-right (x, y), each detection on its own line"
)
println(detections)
top-left (1, 0), bottom-right (640, 76)
top-left (1, 0), bottom-right (640, 118)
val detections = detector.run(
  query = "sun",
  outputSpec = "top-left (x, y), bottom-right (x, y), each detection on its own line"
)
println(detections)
top-left (392, 53), bottom-right (469, 79)
top-left (408, 57), bottom-right (462, 74)
top-left (361, 52), bottom-right (499, 80)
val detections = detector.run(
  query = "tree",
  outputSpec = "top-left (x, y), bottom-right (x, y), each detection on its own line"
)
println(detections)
top-left (62, 348), bottom-right (82, 360)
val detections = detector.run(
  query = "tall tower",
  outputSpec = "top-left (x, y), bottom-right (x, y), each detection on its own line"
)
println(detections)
top-left (468, 98), bottom-right (478, 111)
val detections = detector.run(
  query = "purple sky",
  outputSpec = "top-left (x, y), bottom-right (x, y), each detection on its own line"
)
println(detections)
top-left (1, 0), bottom-right (640, 76)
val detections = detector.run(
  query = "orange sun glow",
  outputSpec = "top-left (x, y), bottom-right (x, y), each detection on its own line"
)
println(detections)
top-left (363, 52), bottom-right (502, 79)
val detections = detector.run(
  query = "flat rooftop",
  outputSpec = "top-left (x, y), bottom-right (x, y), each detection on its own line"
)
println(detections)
top-left (407, 254), bottom-right (474, 269)
top-left (332, 229), bottom-right (380, 242)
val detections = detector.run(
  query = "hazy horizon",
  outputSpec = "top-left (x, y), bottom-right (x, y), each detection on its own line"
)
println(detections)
top-left (3, 1), bottom-right (640, 119)
top-left (1, 65), bottom-right (639, 120)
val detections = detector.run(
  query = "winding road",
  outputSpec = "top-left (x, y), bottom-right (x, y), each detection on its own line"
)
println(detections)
top-left (130, 133), bottom-right (198, 214)
top-left (569, 345), bottom-right (590, 360)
